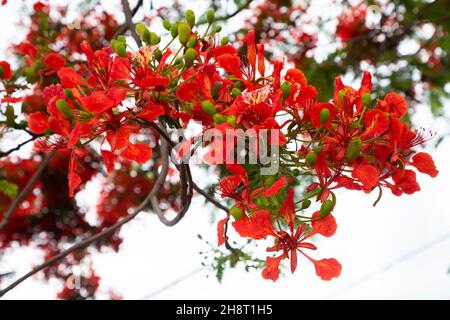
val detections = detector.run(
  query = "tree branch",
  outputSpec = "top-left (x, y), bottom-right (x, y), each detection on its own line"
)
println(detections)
top-left (0, 149), bottom-right (57, 230)
top-left (119, 0), bottom-right (142, 46)
top-left (0, 135), bottom-right (40, 159)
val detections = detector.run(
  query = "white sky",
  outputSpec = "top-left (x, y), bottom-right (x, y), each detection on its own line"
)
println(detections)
top-left (1, 0), bottom-right (450, 300)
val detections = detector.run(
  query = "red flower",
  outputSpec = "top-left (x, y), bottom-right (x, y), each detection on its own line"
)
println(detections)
top-left (310, 258), bottom-right (342, 281)
top-left (352, 164), bottom-right (380, 190)
top-left (262, 255), bottom-right (284, 281)
top-left (43, 53), bottom-right (66, 72)
top-left (232, 210), bottom-right (276, 240)
top-left (363, 109), bottom-right (390, 137)
top-left (0, 61), bottom-right (12, 80)
top-left (217, 215), bottom-right (229, 246)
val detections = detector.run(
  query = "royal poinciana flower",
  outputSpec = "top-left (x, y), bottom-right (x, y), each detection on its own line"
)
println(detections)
top-left (0, 2), bottom-right (439, 295)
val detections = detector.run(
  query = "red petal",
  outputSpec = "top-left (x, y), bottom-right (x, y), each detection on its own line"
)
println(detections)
top-left (279, 187), bottom-right (295, 228)
top-left (232, 209), bottom-right (275, 240)
top-left (57, 67), bottom-right (84, 88)
top-left (121, 143), bottom-right (152, 164)
top-left (80, 91), bottom-right (114, 113)
top-left (0, 61), bottom-right (13, 80)
top-left (217, 215), bottom-right (229, 246)
top-left (216, 54), bottom-right (242, 78)
top-left (140, 75), bottom-right (170, 87)
top-left (247, 30), bottom-right (256, 73)
top-left (352, 164), bottom-right (380, 190)
top-left (176, 82), bottom-right (198, 102)
top-left (359, 71), bottom-right (372, 95)
top-left (311, 211), bottom-right (337, 237)
top-left (263, 176), bottom-right (287, 197)
top-left (101, 149), bottom-right (116, 173)
top-left (261, 255), bottom-right (284, 281)
top-left (384, 92), bottom-right (407, 119)
top-left (411, 152), bottom-right (438, 178)
top-left (392, 169), bottom-right (420, 195)
top-left (43, 53), bottom-right (66, 71)
top-left (28, 112), bottom-right (49, 134)
top-left (312, 258), bottom-right (342, 281)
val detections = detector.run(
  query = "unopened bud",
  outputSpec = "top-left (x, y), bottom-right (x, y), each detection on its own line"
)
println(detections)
top-left (206, 9), bottom-right (215, 24)
top-left (231, 87), bottom-right (241, 97)
top-left (185, 9), bottom-right (195, 27)
top-left (149, 32), bottom-right (160, 45)
top-left (214, 25), bottom-right (222, 33)
top-left (183, 48), bottom-right (197, 68)
top-left (135, 22), bottom-right (151, 44)
top-left (213, 113), bottom-right (226, 124)
top-left (314, 145), bottom-right (324, 154)
top-left (178, 22), bottom-right (191, 45)
top-left (63, 88), bottom-right (74, 100)
top-left (220, 37), bottom-right (229, 46)
top-left (111, 39), bottom-right (127, 57)
top-left (5, 105), bottom-right (15, 127)
top-left (320, 199), bottom-right (334, 218)
top-left (230, 206), bottom-right (243, 220)
top-left (320, 108), bottom-right (330, 124)
top-left (226, 115), bottom-right (237, 127)
top-left (301, 199), bottom-right (311, 210)
top-left (162, 19), bottom-right (171, 31)
top-left (201, 100), bottom-right (217, 116)
top-left (362, 93), bottom-right (371, 106)
top-left (281, 81), bottom-right (291, 99)
top-left (345, 137), bottom-right (362, 162)
top-left (56, 99), bottom-right (73, 119)
top-left (153, 48), bottom-right (162, 61)
top-left (170, 22), bottom-right (179, 38)
top-left (306, 152), bottom-right (317, 167)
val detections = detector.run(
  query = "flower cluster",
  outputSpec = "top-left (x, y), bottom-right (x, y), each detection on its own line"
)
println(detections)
top-left (0, 3), bottom-right (438, 289)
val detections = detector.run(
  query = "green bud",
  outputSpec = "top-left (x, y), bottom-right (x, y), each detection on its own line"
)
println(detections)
top-left (201, 100), bottom-right (217, 116)
top-left (187, 36), bottom-right (197, 48)
top-left (213, 113), bottom-right (226, 124)
top-left (226, 115), bottom-right (237, 127)
top-left (281, 81), bottom-right (291, 99)
top-left (5, 105), bottom-right (15, 127)
top-left (230, 206), bottom-right (243, 220)
top-left (292, 168), bottom-right (300, 176)
top-left (220, 37), bottom-right (229, 46)
top-left (306, 152), bottom-right (317, 167)
top-left (206, 9), bottom-right (215, 24)
top-left (320, 108), bottom-right (330, 125)
top-left (117, 35), bottom-right (126, 43)
top-left (64, 88), bottom-right (74, 100)
top-left (135, 22), bottom-right (151, 44)
top-left (149, 32), bottom-right (160, 45)
top-left (345, 137), bottom-right (362, 162)
top-left (185, 9), bottom-right (195, 27)
top-left (178, 22), bottom-right (191, 45)
top-left (183, 48), bottom-right (197, 68)
top-left (162, 19), bottom-right (172, 31)
top-left (170, 22), bottom-right (179, 38)
top-left (111, 39), bottom-right (127, 57)
top-left (301, 199), bottom-right (311, 210)
top-left (314, 145), bottom-right (324, 154)
top-left (153, 48), bottom-right (162, 61)
top-left (320, 199), bottom-right (334, 218)
top-left (235, 80), bottom-right (243, 89)
top-left (231, 87), bottom-right (241, 97)
top-left (362, 93), bottom-right (371, 106)
top-left (214, 25), bottom-right (222, 33)
top-left (56, 99), bottom-right (73, 119)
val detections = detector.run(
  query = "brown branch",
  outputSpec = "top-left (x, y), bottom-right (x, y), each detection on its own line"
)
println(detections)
top-left (120, 0), bottom-right (142, 46)
top-left (197, 0), bottom-right (253, 25)
top-left (0, 135), bottom-right (40, 159)
top-left (0, 149), bottom-right (57, 230)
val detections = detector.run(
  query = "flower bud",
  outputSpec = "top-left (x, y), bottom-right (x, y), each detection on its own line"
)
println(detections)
top-left (226, 115), bottom-right (237, 127)
top-left (213, 113), bottom-right (226, 124)
top-left (314, 145), bottom-right (324, 154)
top-left (320, 199), bottom-right (334, 218)
top-left (185, 9), bottom-right (195, 27)
top-left (206, 9), bottom-right (215, 24)
top-left (201, 100), bottom-right (217, 116)
top-left (117, 35), bottom-right (126, 43)
top-left (220, 37), bottom-right (229, 46)
top-left (5, 105), bottom-right (15, 127)
top-left (362, 93), bottom-right (371, 106)
top-left (149, 32), bottom-right (160, 45)
top-left (170, 22), bottom-right (179, 38)
top-left (320, 108), bottom-right (330, 125)
top-left (178, 22), bottom-right (191, 45)
top-left (187, 36), bottom-right (197, 48)
top-left (153, 48), bottom-right (162, 61)
top-left (345, 137), bottom-right (362, 162)
top-left (301, 199), bottom-right (311, 210)
top-left (306, 152), bottom-right (317, 167)
top-left (111, 39), bottom-right (127, 57)
top-left (214, 25), bottom-right (222, 33)
top-left (183, 48), bottom-right (197, 68)
top-left (56, 99), bottom-right (73, 119)
top-left (63, 88), bottom-right (74, 100)
top-left (292, 168), bottom-right (300, 176)
top-left (281, 81), bottom-right (291, 99)
top-left (231, 87), bottom-right (241, 97)
top-left (135, 22), bottom-right (151, 44)
top-left (230, 206), bottom-right (243, 220)
top-left (162, 19), bottom-right (171, 31)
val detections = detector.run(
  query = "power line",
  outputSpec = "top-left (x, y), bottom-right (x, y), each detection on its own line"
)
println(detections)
top-left (326, 230), bottom-right (450, 299)
top-left (141, 267), bottom-right (203, 300)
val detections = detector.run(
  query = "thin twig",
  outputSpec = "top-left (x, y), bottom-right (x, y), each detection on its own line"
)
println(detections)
top-left (0, 149), bottom-right (57, 230)
top-left (0, 136), bottom-right (39, 159)
top-left (120, 0), bottom-right (142, 46)
top-left (113, 0), bottom-right (144, 40)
